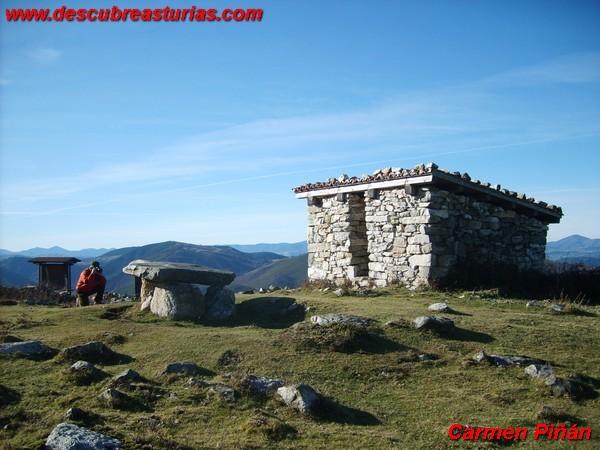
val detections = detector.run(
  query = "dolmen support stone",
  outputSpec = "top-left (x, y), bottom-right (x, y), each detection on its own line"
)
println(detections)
top-left (122, 260), bottom-right (236, 321)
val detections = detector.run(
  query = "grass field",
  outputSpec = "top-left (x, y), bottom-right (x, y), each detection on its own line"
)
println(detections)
top-left (1, 288), bottom-right (599, 449)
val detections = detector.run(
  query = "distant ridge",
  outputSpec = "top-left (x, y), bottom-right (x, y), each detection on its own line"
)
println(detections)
top-left (229, 241), bottom-right (307, 257)
top-left (546, 235), bottom-right (600, 265)
top-left (0, 246), bottom-right (115, 259)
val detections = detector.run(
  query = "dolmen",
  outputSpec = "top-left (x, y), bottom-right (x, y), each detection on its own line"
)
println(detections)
top-left (123, 260), bottom-right (236, 321)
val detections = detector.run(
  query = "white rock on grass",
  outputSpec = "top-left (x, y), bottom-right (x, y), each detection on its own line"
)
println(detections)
top-left (428, 302), bottom-right (450, 312)
top-left (276, 384), bottom-right (322, 414)
top-left (413, 316), bottom-right (455, 332)
top-left (310, 313), bottom-right (370, 328)
top-left (45, 423), bottom-right (122, 450)
top-left (525, 364), bottom-right (556, 384)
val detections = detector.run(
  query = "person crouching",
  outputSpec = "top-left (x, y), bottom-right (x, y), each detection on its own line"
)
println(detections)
top-left (76, 261), bottom-right (106, 306)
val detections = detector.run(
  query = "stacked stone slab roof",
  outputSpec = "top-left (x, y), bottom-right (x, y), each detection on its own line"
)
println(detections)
top-left (293, 163), bottom-right (562, 221)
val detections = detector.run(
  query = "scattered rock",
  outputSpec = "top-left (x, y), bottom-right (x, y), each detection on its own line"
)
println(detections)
top-left (417, 353), bottom-right (438, 362)
top-left (333, 288), bottom-right (344, 297)
top-left (45, 422), bottom-right (122, 450)
top-left (428, 302), bottom-right (450, 313)
top-left (0, 340), bottom-right (57, 360)
top-left (310, 313), bottom-right (371, 328)
top-left (98, 388), bottom-right (139, 410)
top-left (549, 303), bottom-right (565, 314)
top-left (68, 361), bottom-right (108, 384)
top-left (208, 383), bottom-right (237, 402)
top-left (240, 375), bottom-right (285, 397)
top-left (276, 384), bottom-right (322, 415)
top-left (526, 300), bottom-right (544, 308)
top-left (413, 316), bottom-right (455, 332)
top-left (60, 341), bottom-right (125, 365)
top-left (524, 364), bottom-right (556, 384)
top-left (204, 286), bottom-right (236, 321)
top-left (472, 350), bottom-right (544, 367)
top-left (162, 362), bottom-right (206, 377)
top-left (122, 260), bottom-right (235, 286)
top-left (112, 368), bottom-right (145, 385)
top-left (187, 377), bottom-right (209, 388)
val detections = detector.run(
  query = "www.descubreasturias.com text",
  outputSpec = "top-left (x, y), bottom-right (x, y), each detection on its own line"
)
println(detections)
top-left (5, 6), bottom-right (263, 23)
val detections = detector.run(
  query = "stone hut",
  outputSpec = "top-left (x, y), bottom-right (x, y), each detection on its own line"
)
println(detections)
top-left (293, 163), bottom-right (562, 289)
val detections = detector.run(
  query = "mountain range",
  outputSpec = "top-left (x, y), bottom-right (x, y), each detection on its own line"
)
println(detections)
top-left (1, 235), bottom-right (598, 294)
top-left (0, 246), bottom-right (114, 260)
top-left (546, 234), bottom-right (600, 266)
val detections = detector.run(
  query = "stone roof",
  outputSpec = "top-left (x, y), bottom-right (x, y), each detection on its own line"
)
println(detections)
top-left (293, 163), bottom-right (562, 217)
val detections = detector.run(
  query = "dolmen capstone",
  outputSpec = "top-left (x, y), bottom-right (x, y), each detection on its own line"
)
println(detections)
top-left (123, 260), bottom-right (236, 321)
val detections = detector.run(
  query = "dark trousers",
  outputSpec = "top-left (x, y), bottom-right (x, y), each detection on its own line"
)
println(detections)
top-left (76, 286), bottom-right (105, 306)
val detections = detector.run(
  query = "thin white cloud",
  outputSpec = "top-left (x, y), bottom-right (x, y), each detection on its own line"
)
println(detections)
top-left (26, 47), bottom-right (61, 64)
top-left (0, 78), bottom-right (11, 86)
top-left (483, 52), bottom-right (600, 86)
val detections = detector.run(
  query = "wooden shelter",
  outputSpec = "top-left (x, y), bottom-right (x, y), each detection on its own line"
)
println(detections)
top-left (29, 257), bottom-right (81, 292)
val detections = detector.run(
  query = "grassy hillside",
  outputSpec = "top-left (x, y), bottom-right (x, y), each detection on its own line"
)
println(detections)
top-left (232, 253), bottom-right (308, 290)
top-left (1, 289), bottom-right (598, 449)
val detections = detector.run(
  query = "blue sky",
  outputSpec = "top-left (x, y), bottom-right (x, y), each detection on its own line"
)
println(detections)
top-left (1, 0), bottom-right (599, 250)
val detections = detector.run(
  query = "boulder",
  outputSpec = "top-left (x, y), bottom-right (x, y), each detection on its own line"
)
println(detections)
top-left (68, 361), bottom-right (107, 384)
top-left (64, 407), bottom-right (96, 423)
top-left (0, 340), bottom-right (56, 360)
top-left (45, 423), bottom-right (122, 450)
top-left (60, 341), bottom-right (122, 365)
top-left (208, 383), bottom-right (238, 402)
top-left (112, 368), bottom-right (145, 385)
top-left (150, 283), bottom-right (205, 320)
top-left (98, 388), bottom-right (136, 410)
top-left (525, 364), bottom-right (556, 384)
top-left (428, 302), bottom-right (450, 313)
top-left (123, 260), bottom-right (235, 286)
top-left (310, 313), bottom-right (371, 328)
top-left (204, 286), bottom-right (236, 321)
top-left (162, 362), bottom-right (204, 376)
top-left (549, 303), bottom-right (565, 314)
top-left (473, 350), bottom-right (544, 367)
top-left (276, 384), bottom-right (322, 414)
top-left (241, 375), bottom-right (285, 397)
top-left (413, 316), bottom-right (455, 332)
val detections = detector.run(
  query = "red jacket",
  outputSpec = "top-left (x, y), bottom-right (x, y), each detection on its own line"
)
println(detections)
top-left (76, 268), bottom-right (106, 292)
